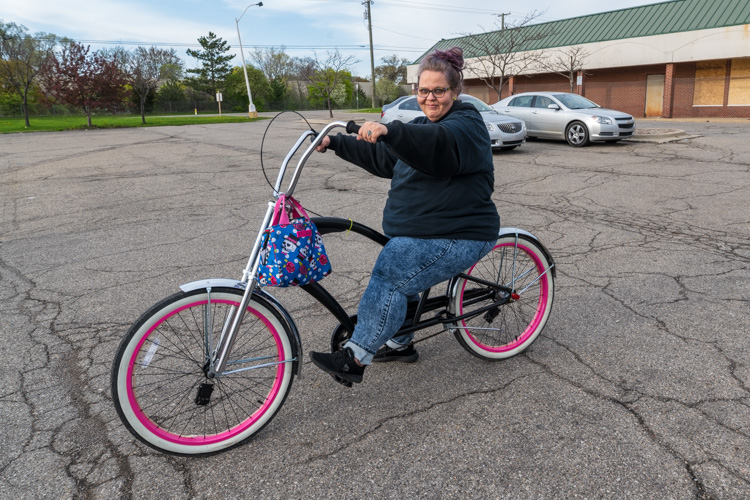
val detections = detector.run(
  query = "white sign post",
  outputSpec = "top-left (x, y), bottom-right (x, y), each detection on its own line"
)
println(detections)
top-left (216, 92), bottom-right (223, 117)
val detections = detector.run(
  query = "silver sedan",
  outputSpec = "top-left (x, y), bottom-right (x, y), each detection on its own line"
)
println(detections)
top-left (491, 92), bottom-right (635, 147)
top-left (381, 94), bottom-right (526, 150)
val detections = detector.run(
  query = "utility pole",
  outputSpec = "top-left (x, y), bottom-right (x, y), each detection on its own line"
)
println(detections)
top-left (364, 0), bottom-right (376, 108)
top-left (497, 12), bottom-right (511, 29)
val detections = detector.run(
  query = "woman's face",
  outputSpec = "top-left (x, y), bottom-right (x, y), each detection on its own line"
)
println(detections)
top-left (417, 70), bottom-right (455, 122)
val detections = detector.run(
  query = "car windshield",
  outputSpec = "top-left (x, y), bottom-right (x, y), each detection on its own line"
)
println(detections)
top-left (553, 94), bottom-right (600, 109)
top-left (460, 96), bottom-right (493, 112)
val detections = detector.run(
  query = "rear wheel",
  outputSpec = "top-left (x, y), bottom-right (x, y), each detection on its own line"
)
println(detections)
top-left (111, 287), bottom-right (296, 456)
top-left (450, 235), bottom-right (554, 360)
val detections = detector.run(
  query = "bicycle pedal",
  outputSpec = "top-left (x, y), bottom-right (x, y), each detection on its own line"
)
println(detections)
top-left (332, 375), bottom-right (353, 388)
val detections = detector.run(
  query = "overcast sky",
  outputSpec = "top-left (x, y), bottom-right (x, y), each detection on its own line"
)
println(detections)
top-left (1, 0), bottom-right (671, 77)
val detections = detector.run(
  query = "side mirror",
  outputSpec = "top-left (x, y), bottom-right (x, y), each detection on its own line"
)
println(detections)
top-left (548, 103), bottom-right (560, 110)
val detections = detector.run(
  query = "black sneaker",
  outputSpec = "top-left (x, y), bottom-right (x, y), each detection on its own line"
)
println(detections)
top-left (310, 347), bottom-right (365, 383)
top-left (372, 343), bottom-right (419, 363)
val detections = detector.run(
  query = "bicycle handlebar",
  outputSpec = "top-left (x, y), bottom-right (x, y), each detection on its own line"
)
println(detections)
top-left (280, 120), bottom-right (348, 197)
top-left (345, 120), bottom-right (361, 135)
top-left (277, 119), bottom-right (375, 198)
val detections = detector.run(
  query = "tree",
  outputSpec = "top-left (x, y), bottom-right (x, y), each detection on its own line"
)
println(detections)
top-left (123, 46), bottom-right (182, 123)
top-left (289, 56), bottom-right (315, 109)
top-left (224, 64), bottom-right (271, 111)
top-left (306, 50), bottom-right (358, 118)
top-left (375, 78), bottom-right (403, 106)
top-left (251, 46), bottom-right (292, 82)
top-left (375, 54), bottom-right (409, 84)
top-left (40, 41), bottom-right (129, 127)
top-left (154, 79), bottom-right (185, 112)
top-left (539, 45), bottom-right (589, 93)
top-left (0, 21), bottom-right (57, 127)
top-left (461, 11), bottom-right (553, 100)
top-left (250, 46), bottom-right (291, 109)
top-left (185, 32), bottom-right (234, 94)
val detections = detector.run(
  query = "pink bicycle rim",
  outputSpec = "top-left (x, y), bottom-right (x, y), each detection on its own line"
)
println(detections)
top-left (125, 298), bottom-right (285, 446)
top-left (460, 242), bottom-right (549, 352)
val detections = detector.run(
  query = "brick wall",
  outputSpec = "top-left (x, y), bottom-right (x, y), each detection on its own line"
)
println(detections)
top-left (582, 65), bottom-right (665, 117)
top-left (672, 61), bottom-right (750, 118)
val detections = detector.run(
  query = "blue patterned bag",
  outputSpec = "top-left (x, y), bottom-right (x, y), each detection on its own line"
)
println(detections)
top-left (258, 194), bottom-right (331, 287)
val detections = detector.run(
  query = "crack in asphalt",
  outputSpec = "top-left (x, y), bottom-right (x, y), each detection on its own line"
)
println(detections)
top-left (300, 370), bottom-right (542, 465)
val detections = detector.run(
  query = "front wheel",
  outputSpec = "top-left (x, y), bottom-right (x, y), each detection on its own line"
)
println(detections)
top-left (111, 287), bottom-right (296, 456)
top-left (566, 121), bottom-right (590, 147)
top-left (450, 235), bottom-right (555, 360)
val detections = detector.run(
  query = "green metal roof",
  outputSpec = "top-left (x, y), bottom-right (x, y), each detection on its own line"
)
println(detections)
top-left (418, 0), bottom-right (750, 61)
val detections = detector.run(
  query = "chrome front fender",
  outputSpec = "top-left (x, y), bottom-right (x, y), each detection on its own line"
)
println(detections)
top-left (179, 279), bottom-right (304, 378)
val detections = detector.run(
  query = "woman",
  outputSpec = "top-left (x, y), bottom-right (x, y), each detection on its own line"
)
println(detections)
top-left (310, 47), bottom-right (500, 384)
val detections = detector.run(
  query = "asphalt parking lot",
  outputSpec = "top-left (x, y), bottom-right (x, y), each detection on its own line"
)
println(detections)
top-left (1, 112), bottom-right (749, 499)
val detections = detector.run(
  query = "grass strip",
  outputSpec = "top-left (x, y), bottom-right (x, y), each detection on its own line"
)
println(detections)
top-left (0, 114), bottom-right (267, 133)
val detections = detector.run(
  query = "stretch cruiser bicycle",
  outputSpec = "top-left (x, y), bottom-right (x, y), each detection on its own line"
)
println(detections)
top-left (111, 119), bottom-right (556, 456)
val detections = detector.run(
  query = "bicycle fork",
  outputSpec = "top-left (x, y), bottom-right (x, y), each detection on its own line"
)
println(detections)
top-left (206, 200), bottom-right (277, 378)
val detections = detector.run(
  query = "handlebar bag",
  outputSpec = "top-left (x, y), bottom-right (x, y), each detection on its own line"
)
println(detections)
top-left (258, 194), bottom-right (332, 287)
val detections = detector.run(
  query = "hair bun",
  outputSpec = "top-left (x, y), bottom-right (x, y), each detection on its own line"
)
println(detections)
top-left (434, 47), bottom-right (465, 72)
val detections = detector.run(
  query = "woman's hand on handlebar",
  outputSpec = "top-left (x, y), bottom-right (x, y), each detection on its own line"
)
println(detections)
top-left (357, 121), bottom-right (387, 144)
top-left (315, 136), bottom-right (331, 153)
top-left (315, 120), bottom-right (387, 153)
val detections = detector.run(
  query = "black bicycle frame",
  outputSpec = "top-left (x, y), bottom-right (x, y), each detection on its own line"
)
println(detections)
top-left (303, 217), bottom-right (514, 338)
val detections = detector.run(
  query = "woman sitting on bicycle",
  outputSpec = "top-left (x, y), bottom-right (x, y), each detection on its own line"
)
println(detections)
top-left (310, 47), bottom-right (500, 384)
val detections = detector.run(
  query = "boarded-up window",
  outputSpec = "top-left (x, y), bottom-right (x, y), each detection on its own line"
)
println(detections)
top-left (693, 60), bottom-right (726, 106)
top-left (466, 85), bottom-right (490, 103)
top-left (728, 58), bottom-right (750, 106)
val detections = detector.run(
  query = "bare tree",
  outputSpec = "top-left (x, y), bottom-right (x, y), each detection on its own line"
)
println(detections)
top-left (250, 46), bottom-right (292, 82)
top-left (539, 45), bottom-right (589, 93)
top-left (461, 11), bottom-right (553, 101)
top-left (123, 46), bottom-right (182, 123)
top-left (0, 22), bottom-right (57, 127)
top-left (306, 50), bottom-right (358, 118)
top-left (289, 56), bottom-right (315, 108)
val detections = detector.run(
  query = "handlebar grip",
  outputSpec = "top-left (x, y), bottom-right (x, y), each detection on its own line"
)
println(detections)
top-left (346, 120), bottom-right (360, 135)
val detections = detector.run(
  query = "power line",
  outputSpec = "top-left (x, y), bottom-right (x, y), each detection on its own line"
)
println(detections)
top-left (33, 37), bottom-right (426, 53)
top-left (318, 0), bottom-right (498, 15)
top-left (372, 24), bottom-right (435, 42)
top-left (376, 0), bottom-right (497, 14)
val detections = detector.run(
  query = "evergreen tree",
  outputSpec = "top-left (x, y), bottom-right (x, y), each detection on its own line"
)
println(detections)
top-left (185, 32), bottom-right (234, 94)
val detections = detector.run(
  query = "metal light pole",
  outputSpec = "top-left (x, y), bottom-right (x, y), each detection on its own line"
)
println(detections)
top-left (236, 2), bottom-right (263, 118)
top-left (364, 0), bottom-right (376, 108)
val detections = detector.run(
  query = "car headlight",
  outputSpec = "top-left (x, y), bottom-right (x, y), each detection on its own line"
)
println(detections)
top-left (485, 122), bottom-right (495, 132)
top-left (591, 115), bottom-right (613, 125)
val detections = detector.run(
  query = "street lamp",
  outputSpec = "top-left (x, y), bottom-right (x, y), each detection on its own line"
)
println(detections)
top-left (236, 2), bottom-right (263, 118)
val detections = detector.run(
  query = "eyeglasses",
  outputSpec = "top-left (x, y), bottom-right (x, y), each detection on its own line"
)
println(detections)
top-left (416, 87), bottom-right (451, 98)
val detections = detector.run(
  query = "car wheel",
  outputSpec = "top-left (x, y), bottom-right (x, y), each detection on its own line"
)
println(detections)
top-left (566, 121), bottom-right (590, 147)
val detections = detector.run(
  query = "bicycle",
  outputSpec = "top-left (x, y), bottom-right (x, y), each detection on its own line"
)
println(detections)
top-left (111, 119), bottom-right (556, 456)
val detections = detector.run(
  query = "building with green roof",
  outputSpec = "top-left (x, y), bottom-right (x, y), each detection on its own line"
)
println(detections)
top-left (408, 0), bottom-right (750, 118)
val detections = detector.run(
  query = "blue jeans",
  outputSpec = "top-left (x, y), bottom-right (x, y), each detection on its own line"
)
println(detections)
top-left (344, 237), bottom-right (494, 365)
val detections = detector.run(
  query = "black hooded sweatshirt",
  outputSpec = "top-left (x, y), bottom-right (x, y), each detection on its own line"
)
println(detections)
top-left (327, 100), bottom-right (500, 241)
